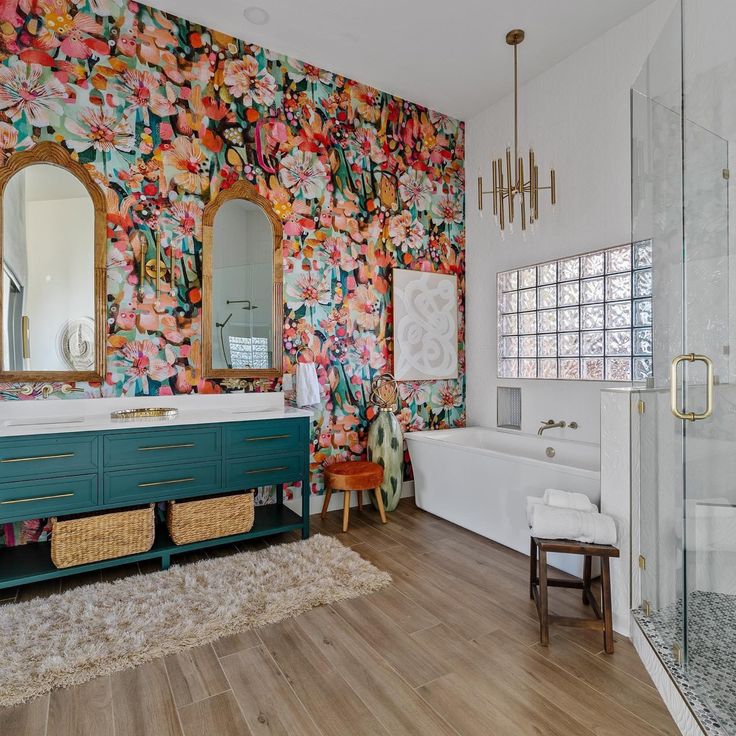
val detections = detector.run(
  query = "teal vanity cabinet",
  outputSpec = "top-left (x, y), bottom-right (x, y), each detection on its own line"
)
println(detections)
top-left (0, 415), bottom-right (311, 590)
top-left (0, 143), bottom-right (308, 591)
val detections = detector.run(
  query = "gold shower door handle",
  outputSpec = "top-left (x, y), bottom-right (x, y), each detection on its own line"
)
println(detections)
top-left (670, 353), bottom-right (714, 421)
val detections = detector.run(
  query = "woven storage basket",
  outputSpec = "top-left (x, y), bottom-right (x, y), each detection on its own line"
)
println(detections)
top-left (51, 505), bottom-right (155, 569)
top-left (166, 492), bottom-right (254, 545)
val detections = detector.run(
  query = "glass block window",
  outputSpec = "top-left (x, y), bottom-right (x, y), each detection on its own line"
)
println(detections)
top-left (497, 240), bottom-right (653, 381)
top-left (229, 336), bottom-right (270, 369)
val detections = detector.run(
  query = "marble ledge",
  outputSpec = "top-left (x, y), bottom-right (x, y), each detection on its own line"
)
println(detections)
top-left (600, 384), bottom-right (648, 394)
top-left (0, 392), bottom-right (313, 437)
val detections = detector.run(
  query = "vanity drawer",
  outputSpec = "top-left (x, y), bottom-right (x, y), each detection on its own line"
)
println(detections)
top-left (103, 427), bottom-right (220, 469)
top-left (0, 435), bottom-right (97, 482)
top-left (225, 420), bottom-right (306, 458)
top-left (0, 474), bottom-right (98, 523)
top-left (225, 453), bottom-right (303, 489)
top-left (104, 461), bottom-right (222, 505)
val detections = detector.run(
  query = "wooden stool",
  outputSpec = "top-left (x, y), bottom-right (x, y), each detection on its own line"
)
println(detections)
top-left (322, 461), bottom-right (387, 532)
top-left (529, 536), bottom-right (620, 654)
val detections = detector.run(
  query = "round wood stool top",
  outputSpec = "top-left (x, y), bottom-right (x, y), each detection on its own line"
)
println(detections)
top-left (324, 461), bottom-right (384, 491)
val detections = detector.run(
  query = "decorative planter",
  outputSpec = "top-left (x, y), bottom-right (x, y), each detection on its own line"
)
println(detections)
top-left (367, 408), bottom-right (404, 512)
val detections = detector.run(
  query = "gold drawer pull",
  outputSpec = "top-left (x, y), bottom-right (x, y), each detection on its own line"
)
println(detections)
top-left (138, 477), bottom-right (195, 488)
top-left (138, 443), bottom-right (195, 452)
top-left (245, 434), bottom-right (290, 442)
top-left (245, 466), bottom-right (288, 474)
top-left (1, 492), bottom-right (75, 505)
top-left (1, 452), bottom-right (75, 463)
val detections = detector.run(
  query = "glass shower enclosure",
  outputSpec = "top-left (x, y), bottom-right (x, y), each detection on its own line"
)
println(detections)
top-left (632, 1), bottom-right (735, 732)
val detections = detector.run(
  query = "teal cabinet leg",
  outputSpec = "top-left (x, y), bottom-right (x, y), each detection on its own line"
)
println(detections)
top-left (276, 483), bottom-right (283, 505)
top-left (302, 474), bottom-right (310, 539)
top-left (161, 554), bottom-right (170, 570)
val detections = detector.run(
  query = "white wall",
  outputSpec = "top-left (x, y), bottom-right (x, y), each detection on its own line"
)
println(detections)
top-left (465, 0), bottom-right (676, 444)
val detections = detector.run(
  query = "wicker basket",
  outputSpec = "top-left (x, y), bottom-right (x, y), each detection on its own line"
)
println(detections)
top-left (51, 505), bottom-right (155, 569)
top-left (166, 492), bottom-right (254, 545)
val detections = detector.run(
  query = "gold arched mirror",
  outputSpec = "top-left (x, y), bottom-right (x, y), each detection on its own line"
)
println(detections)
top-left (0, 142), bottom-right (106, 382)
top-left (202, 181), bottom-right (283, 379)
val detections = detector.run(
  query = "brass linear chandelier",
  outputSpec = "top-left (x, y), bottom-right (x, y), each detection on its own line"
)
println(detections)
top-left (478, 29), bottom-right (556, 232)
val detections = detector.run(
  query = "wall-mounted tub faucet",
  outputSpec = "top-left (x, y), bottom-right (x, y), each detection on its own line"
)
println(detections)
top-left (538, 419), bottom-right (566, 435)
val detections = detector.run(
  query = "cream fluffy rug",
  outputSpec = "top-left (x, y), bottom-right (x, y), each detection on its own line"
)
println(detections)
top-left (0, 534), bottom-right (390, 706)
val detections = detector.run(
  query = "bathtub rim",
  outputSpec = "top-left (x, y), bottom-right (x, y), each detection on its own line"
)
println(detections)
top-left (405, 426), bottom-right (601, 480)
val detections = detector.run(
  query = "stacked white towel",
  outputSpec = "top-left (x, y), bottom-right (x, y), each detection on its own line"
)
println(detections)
top-left (543, 488), bottom-right (597, 512)
top-left (296, 363), bottom-right (321, 407)
top-left (526, 489), bottom-right (616, 546)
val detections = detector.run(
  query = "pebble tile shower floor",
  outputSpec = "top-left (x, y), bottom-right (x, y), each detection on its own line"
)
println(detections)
top-left (635, 591), bottom-right (736, 735)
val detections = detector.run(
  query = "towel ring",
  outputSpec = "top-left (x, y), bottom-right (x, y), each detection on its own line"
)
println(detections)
top-left (296, 345), bottom-right (315, 363)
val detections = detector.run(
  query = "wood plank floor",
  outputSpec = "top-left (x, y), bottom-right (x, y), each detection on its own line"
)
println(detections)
top-left (0, 500), bottom-right (678, 736)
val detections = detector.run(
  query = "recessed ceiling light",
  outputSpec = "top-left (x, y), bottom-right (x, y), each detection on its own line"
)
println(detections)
top-left (243, 6), bottom-right (269, 25)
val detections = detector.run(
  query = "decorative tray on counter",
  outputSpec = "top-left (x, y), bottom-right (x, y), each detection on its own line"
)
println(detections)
top-left (110, 407), bottom-right (178, 421)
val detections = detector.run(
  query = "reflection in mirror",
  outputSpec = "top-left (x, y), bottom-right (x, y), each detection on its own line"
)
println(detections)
top-left (211, 200), bottom-right (274, 370)
top-left (2, 164), bottom-right (95, 373)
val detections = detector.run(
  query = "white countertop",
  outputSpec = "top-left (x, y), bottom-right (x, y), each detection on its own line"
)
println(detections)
top-left (0, 393), bottom-right (313, 437)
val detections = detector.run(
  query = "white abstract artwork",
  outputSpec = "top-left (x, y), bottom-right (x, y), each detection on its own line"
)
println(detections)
top-left (393, 269), bottom-right (458, 380)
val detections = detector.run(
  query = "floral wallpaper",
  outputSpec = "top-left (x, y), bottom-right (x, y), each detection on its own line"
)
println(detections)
top-left (0, 0), bottom-right (465, 543)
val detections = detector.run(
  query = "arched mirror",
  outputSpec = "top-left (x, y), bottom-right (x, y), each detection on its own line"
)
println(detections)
top-left (203, 181), bottom-right (283, 379)
top-left (0, 142), bottom-right (106, 382)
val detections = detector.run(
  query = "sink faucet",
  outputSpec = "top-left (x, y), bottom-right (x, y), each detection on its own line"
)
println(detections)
top-left (538, 419), bottom-right (566, 435)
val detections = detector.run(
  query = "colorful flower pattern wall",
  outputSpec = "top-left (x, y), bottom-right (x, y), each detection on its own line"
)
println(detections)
top-left (0, 0), bottom-right (465, 530)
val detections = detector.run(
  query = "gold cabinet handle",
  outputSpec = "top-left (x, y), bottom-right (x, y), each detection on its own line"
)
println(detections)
top-left (1, 492), bottom-right (75, 505)
top-left (245, 466), bottom-right (287, 474)
top-left (138, 477), bottom-right (195, 488)
top-left (670, 353), bottom-right (714, 421)
top-left (245, 434), bottom-right (290, 442)
top-left (138, 443), bottom-right (195, 452)
top-left (21, 315), bottom-right (30, 359)
top-left (1, 452), bottom-right (75, 464)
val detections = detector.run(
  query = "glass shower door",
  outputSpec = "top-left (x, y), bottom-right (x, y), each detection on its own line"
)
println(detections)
top-left (680, 123), bottom-right (731, 728)
top-left (680, 0), bottom-right (734, 727)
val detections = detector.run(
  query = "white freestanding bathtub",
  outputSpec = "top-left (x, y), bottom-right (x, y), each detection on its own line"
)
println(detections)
top-left (405, 427), bottom-right (601, 576)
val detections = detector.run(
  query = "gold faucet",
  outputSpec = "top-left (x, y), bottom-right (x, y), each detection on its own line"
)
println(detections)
top-left (538, 419), bottom-right (566, 435)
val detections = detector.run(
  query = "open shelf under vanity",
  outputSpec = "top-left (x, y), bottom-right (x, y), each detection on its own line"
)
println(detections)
top-left (0, 504), bottom-right (304, 590)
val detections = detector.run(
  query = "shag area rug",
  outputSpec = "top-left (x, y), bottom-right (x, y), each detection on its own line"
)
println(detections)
top-left (0, 534), bottom-right (390, 706)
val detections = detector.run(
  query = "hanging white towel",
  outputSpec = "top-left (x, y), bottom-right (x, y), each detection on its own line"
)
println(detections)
top-left (296, 362), bottom-right (321, 407)
top-left (530, 504), bottom-right (617, 545)
top-left (543, 488), bottom-right (597, 513)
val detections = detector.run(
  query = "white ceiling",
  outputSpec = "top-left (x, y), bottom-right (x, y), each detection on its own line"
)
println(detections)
top-left (146, 0), bottom-right (657, 120)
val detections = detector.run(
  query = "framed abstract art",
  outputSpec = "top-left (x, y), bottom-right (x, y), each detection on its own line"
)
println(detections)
top-left (393, 269), bottom-right (458, 381)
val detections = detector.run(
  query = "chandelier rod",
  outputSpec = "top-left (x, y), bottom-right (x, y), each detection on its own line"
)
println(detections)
top-left (513, 37), bottom-right (518, 168)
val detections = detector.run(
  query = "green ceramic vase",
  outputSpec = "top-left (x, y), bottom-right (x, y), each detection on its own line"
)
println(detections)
top-left (367, 409), bottom-right (404, 512)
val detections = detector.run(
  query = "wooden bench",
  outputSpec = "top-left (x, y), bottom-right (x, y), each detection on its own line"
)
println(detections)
top-left (530, 536), bottom-right (619, 654)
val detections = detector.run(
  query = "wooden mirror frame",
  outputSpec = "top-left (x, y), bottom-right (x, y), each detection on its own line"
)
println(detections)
top-left (0, 141), bottom-right (106, 383)
top-left (202, 180), bottom-right (283, 380)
